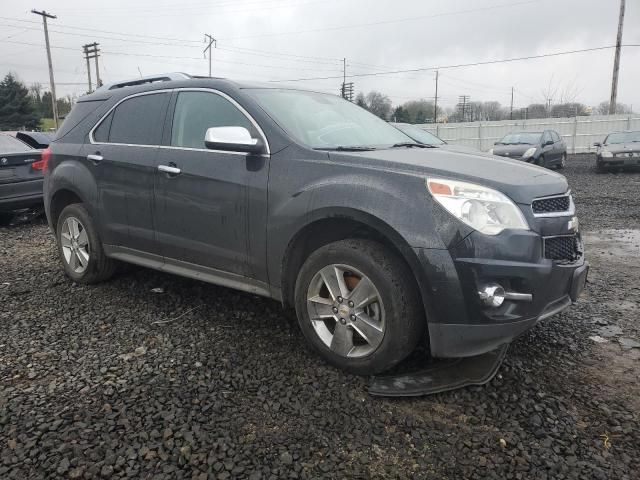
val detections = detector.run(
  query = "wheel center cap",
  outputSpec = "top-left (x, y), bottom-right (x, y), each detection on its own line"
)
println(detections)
top-left (338, 304), bottom-right (350, 318)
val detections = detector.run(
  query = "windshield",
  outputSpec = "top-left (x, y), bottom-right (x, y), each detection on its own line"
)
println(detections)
top-left (605, 131), bottom-right (640, 144)
top-left (393, 124), bottom-right (445, 145)
top-left (0, 134), bottom-right (32, 153)
top-left (248, 89), bottom-right (414, 149)
top-left (497, 132), bottom-right (541, 145)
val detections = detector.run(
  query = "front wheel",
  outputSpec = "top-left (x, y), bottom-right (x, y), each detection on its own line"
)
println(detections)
top-left (535, 155), bottom-right (546, 168)
top-left (294, 239), bottom-right (424, 375)
top-left (56, 204), bottom-right (116, 284)
top-left (557, 153), bottom-right (566, 169)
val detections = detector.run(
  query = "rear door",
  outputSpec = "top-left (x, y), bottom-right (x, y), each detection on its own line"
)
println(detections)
top-left (86, 91), bottom-right (170, 254)
top-left (153, 89), bottom-right (269, 279)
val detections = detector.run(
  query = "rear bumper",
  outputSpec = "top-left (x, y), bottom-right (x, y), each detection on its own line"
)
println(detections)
top-left (415, 230), bottom-right (588, 358)
top-left (0, 179), bottom-right (43, 212)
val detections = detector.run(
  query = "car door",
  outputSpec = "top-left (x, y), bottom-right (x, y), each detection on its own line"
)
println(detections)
top-left (552, 131), bottom-right (565, 161)
top-left (86, 91), bottom-right (170, 255)
top-left (153, 89), bottom-right (269, 280)
top-left (540, 131), bottom-right (555, 164)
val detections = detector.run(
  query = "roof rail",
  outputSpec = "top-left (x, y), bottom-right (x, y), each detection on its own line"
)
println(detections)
top-left (97, 72), bottom-right (192, 91)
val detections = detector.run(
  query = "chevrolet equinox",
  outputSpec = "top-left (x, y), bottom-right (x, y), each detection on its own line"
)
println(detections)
top-left (43, 73), bottom-right (588, 374)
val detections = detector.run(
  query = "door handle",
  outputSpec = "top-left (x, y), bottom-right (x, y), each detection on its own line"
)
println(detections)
top-left (158, 164), bottom-right (181, 175)
top-left (87, 154), bottom-right (103, 163)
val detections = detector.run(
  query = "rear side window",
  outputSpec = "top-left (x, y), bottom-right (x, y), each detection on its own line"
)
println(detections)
top-left (170, 91), bottom-right (254, 149)
top-left (56, 100), bottom-right (105, 140)
top-left (106, 93), bottom-right (169, 146)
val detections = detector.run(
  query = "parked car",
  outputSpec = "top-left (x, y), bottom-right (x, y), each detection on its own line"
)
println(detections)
top-left (15, 131), bottom-right (53, 149)
top-left (0, 133), bottom-right (46, 226)
top-left (391, 122), bottom-right (481, 154)
top-left (594, 131), bottom-right (640, 172)
top-left (489, 130), bottom-right (567, 169)
top-left (44, 73), bottom-right (588, 374)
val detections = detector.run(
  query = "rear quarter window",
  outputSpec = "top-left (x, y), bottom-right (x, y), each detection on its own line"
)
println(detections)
top-left (55, 100), bottom-right (106, 140)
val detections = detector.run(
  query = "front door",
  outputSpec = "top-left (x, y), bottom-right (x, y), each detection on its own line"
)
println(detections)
top-left (88, 91), bottom-right (170, 254)
top-left (153, 90), bottom-right (269, 279)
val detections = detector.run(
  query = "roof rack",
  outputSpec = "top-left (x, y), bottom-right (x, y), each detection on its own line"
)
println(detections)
top-left (97, 72), bottom-right (192, 91)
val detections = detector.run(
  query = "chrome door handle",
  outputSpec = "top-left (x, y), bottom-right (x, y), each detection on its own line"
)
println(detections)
top-left (87, 154), bottom-right (103, 162)
top-left (158, 165), bottom-right (181, 175)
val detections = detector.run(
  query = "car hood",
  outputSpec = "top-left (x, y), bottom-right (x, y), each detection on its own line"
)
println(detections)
top-left (491, 144), bottom-right (535, 157)
top-left (604, 142), bottom-right (640, 154)
top-left (329, 147), bottom-right (567, 205)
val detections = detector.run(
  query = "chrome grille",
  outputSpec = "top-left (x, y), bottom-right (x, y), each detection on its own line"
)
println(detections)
top-left (532, 195), bottom-right (570, 214)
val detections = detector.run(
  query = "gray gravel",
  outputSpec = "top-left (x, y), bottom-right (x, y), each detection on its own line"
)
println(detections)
top-left (1, 154), bottom-right (639, 479)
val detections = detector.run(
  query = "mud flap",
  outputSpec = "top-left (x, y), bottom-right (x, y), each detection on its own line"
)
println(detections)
top-left (368, 344), bottom-right (509, 397)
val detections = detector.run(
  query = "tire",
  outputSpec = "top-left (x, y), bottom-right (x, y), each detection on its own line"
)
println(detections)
top-left (0, 212), bottom-right (13, 227)
top-left (294, 239), bottom-right (424, 375)
top-left (595, 159), bottom-right (607, 173)
top-left (557, 153), bottom-right (566, 170)
top-left (535, 155), bottom-right (546, 168)
top-left (56, 203), bottom-right (116, 284)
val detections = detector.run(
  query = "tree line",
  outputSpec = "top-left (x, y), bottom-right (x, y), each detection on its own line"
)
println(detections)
top-left (0, 73), bottom-right (75, 131)
top-left (355, 90), bottom-right (633, 124)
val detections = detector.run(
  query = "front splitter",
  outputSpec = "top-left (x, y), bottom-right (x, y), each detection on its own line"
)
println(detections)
top-left (368, 344), bottom-right (509, 397)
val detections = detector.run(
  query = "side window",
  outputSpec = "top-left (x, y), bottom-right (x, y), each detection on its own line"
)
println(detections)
top-left (543, 132), bottom-right (552, 144)
top-left (171, 91), bottom-right (254, 149)
top-left (108, 93), bottom-right (169, 145)
top-left (93, 111), bottom-right (113, 142)
top-left (552, 131), bottom-right (560, 142)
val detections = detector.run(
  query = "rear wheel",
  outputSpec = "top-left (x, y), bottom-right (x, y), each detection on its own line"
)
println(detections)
top-left (0, 212), bottom-right (13, 227)
top-left (294, 239), bottom-right (424, 375)
top-left (56, 204), bottom-right (116, 284)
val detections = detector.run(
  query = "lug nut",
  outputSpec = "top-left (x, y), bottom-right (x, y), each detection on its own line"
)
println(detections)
top-left (339, 318), bottom-right (346, 325)
top-left (337, 296), bottom-right (343, 303)
top-left (348, 301), bottom-right (354, 307)
top-left (332, 307), bottom-right (338, 313)
top-left (350, 314), bottom-right (356, 321)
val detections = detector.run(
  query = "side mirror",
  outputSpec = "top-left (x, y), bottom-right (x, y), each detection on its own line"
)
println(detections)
top-left (544, 140), bottom-right (554, 146)
top-left (493, 141), bottom-right (498, 145)
top-left (204, 126), bottom-right (264, 154)
top-left (593, 142), bottom-right (601, 147)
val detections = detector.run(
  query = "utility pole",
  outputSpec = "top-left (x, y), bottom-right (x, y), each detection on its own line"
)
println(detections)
top-left (457, 95), bottom-right (470, 122)
top-left (204, 34), bottom-right (216, 77)
top-left (433, 70), bottom-right (439, 123)
top-left (510, 87), bottom-right (514, 120)
top-left (609, 0), bottom-right (626, 115)
top-left (31, 9), bottom-right (59, 129)
top-left (82, 43), bottom-right (101, 92)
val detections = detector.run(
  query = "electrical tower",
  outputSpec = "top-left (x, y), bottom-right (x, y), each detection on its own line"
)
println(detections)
top-left (340, 82), bottom-right (354, 102)
top-left (457, 95), bottom-right (470, 122)
top-left (82, 43), bottom-right (101, 93)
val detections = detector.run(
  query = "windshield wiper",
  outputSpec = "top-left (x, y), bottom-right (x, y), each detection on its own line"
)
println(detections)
top-left (390, 142), bottom-right (434, 148)
top-left (314, 145), bottom-right (377, 151)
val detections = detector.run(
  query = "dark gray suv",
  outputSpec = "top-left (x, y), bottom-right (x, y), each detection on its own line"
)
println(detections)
top-left (490, 130), bottom-right (567, 169)
top-left (44, 74), bottom-right (588, 374)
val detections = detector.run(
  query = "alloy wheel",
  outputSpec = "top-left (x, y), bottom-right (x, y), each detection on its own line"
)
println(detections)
top-left (60, 216), bottom-right (90, 274)
top-left (306, 264), bottom-right (385, 358)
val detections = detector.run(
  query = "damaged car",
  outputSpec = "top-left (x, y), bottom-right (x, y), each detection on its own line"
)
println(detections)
top-left (43, 74), bottom-right (588, 374)
top-left (594, 130), bottom-right (640, 172)
top-left (489, 130), bottom-right (567, 169)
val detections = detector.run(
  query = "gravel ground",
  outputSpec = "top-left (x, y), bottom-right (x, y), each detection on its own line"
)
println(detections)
top-left (1, 154), bottom-right (639, 479)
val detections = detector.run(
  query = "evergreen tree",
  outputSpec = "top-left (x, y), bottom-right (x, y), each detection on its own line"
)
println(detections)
top-left (0, 73), bottom-right (40, 130)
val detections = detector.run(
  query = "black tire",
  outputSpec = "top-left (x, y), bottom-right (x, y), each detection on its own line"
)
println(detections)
top-left (294, 239), bottom-right (424, 375)
top-left (536, 155), bottom-right (546, 168)
top-left (595, 160), bottom-right (607, 173)
top-left (0, 212), bottom-right (13, 227)
top-left (557, 153), bottom-right (566, 170)
top-left (56, 203), bottom-right (116, 284)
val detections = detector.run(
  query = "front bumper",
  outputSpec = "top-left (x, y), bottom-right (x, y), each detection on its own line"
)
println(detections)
top-left (598, 155), bottom-right (640, 168)
top-left (0, 179), bottom-right (44, 212)
top-left (415, 227), bottom-right (587, 358)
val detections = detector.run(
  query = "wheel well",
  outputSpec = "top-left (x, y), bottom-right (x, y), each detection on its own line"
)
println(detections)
top-left (50, 189), bottom-right (83, 232)
top-left (281, 216), bottom-right (427, 313)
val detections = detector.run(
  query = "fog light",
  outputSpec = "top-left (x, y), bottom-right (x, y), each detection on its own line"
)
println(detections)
top-left (478, 283), bottom-right (506, 308)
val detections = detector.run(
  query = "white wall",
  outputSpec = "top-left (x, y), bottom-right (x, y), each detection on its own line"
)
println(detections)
top-left (417, 114), bottom-right (640, 153)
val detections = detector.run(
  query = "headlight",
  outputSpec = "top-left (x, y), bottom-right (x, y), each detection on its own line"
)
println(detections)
top-left (488, 148), bottom-right (494, 155)
top-left (426, 178), bottom-right (529, 235)
top-left (522, 147), bottom-right (537, 159)
top-left (601, 149), bottom-right (613, 158)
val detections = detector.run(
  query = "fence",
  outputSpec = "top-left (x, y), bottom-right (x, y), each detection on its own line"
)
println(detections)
top-left (417, 114), bottom-right (640, 153)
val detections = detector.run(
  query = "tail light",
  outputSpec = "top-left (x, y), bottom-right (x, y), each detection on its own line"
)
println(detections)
top-left (31, 147), bottom-right (51, 171)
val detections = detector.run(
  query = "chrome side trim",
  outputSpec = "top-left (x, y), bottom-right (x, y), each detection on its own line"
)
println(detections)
top-left (103, 245), bottom-right (273, 299)
top-left (504, 291), bottom-right (533, 302)
top-left (89, 87), bottom-right (271, 156)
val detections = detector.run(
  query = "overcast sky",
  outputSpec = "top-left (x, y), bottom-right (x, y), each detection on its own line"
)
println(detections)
top-left (1, 0), bottom-right (638, 111)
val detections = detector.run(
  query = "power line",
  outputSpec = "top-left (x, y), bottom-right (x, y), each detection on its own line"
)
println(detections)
top-left (268, 45), bottom-right (640, 83)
